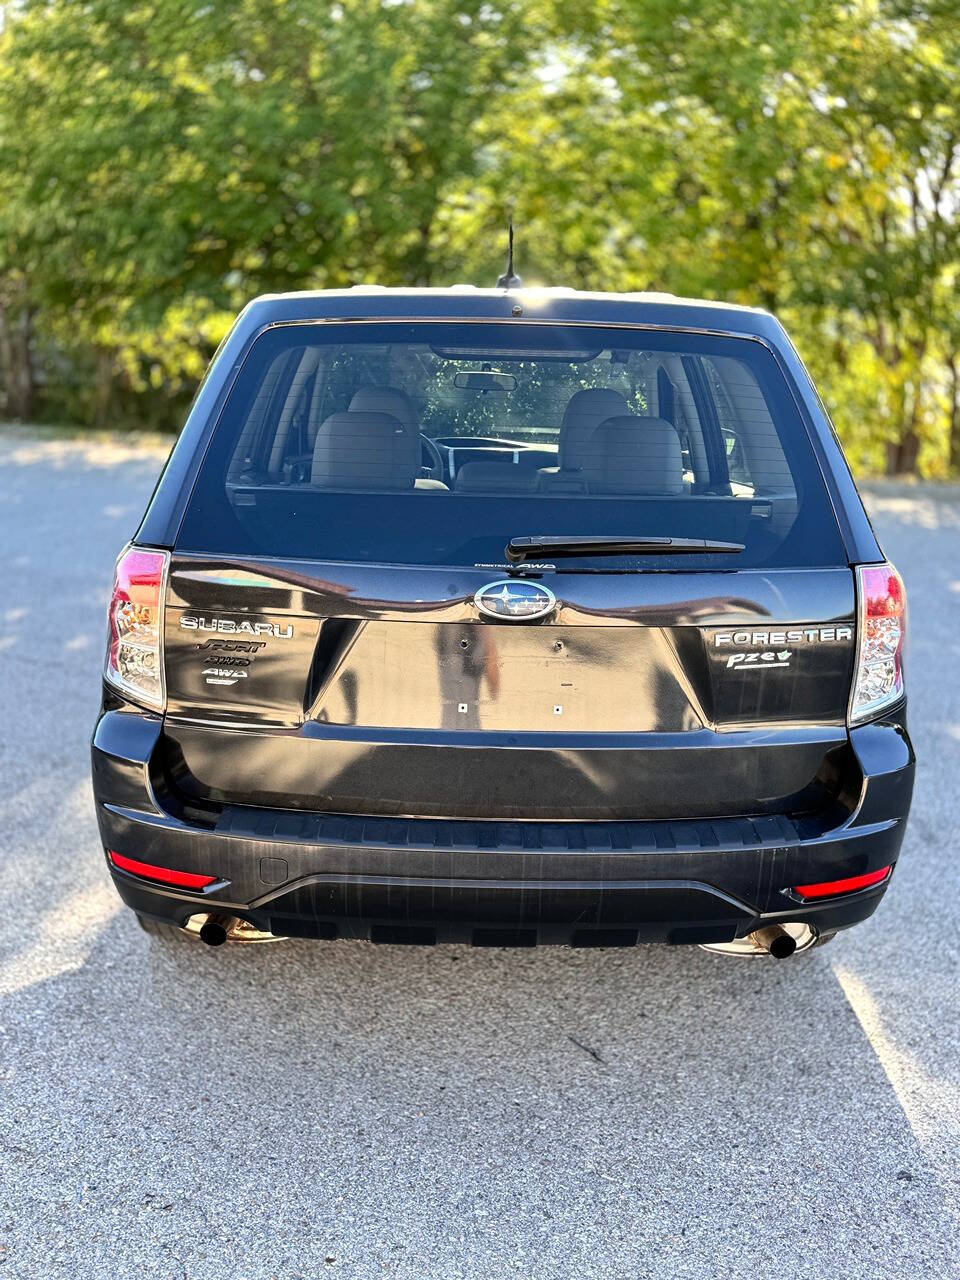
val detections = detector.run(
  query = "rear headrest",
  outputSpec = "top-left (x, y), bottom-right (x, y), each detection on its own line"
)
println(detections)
top-left (580, 416), bottom-right (684, 494)
top-left (455, 461), bottom-right (538, 493)
top-left (312, 411), bottom-right (418, 490)
top-left (348, 386), bottom-right (418, 435)
top-left (559, 388), bottom-right (630, 470)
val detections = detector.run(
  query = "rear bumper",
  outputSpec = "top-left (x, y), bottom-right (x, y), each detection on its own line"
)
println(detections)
top-left (92, 707), bottom-right (915, 947)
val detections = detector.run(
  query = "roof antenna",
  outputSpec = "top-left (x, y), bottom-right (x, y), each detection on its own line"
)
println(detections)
top-left (496, 216), bottom-right (522, 289)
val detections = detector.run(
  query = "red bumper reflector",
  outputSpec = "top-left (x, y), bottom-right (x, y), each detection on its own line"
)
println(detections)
top-left (793, 866), bottom-right (892, 901)
top-left (108, 850), bottom-right (217, 890)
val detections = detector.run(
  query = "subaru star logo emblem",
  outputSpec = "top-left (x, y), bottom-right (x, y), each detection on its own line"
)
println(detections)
top-left (474, 579), bottom-right (557, 621)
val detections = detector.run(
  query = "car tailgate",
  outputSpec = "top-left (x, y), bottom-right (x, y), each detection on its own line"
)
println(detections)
top-left (158, 554), bottom-right (857, 821)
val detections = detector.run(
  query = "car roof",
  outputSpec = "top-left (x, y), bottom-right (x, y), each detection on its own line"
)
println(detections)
top-left (238, 286), bottom-right (783, 342)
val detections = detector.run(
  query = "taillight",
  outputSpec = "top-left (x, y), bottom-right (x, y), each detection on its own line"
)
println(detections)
top-left (108, 850), bottom-right (217, 890)
top-left (793, 866), bottom-right (892, 900)
top-left (104, 546), bottom-right (169, 710)
top-left (849, 562), bottom-right (906, 725)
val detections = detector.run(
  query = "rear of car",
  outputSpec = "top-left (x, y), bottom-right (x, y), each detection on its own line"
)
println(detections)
top-left (92, 289), bottom-right (914, 955)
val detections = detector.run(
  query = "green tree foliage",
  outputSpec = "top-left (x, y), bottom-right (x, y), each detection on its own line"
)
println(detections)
top-left (0, 0), bottom-right (958, 474)
top-left (457, 0), bottom-right (960, 474)
top-left (0, 0), bottom-right (531, 425)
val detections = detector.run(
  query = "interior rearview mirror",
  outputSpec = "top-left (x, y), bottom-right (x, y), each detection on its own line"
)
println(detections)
top-left (453, 370), bottom-right (517, 392)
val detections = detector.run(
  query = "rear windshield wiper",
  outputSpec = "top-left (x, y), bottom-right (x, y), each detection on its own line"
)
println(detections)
top-left (505, 535), bottom-right (745, 564)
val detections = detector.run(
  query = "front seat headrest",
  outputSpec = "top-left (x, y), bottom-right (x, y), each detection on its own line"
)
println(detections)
top-left (559, 388), bottom-right (630, 470)
top-left (349, 386), bottom-right (419, 436)
top-left (312, 411), bottom-right (418, 489)
top-left (580, 415), bottom-right (684, 494)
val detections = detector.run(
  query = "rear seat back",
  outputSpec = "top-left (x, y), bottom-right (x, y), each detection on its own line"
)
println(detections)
top-left (580, 415), bottom-right (684, 494)
top-left (558, 388), bottom-right (631, 469)
top-left (312, 411), bottom-right (419, 489)
top-left (539, 388), bottom-right (629, 492)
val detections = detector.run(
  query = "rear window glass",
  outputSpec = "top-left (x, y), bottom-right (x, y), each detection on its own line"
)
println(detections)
top-left (176, 322), bottom-right (845, 570)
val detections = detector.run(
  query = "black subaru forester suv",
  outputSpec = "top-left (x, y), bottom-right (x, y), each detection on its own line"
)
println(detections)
top-left (92, 288), bottom-right (914, 958)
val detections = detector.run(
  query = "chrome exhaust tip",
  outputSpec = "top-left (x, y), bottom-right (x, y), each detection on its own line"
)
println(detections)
top-left (699, 922), bottom-right (818, 958)
top-left (198, 913), bottom-right (233, 947)
top-left (751, 924), bottom-right (797, 959)
top-left (182, 913), bottom-right (284, 945)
